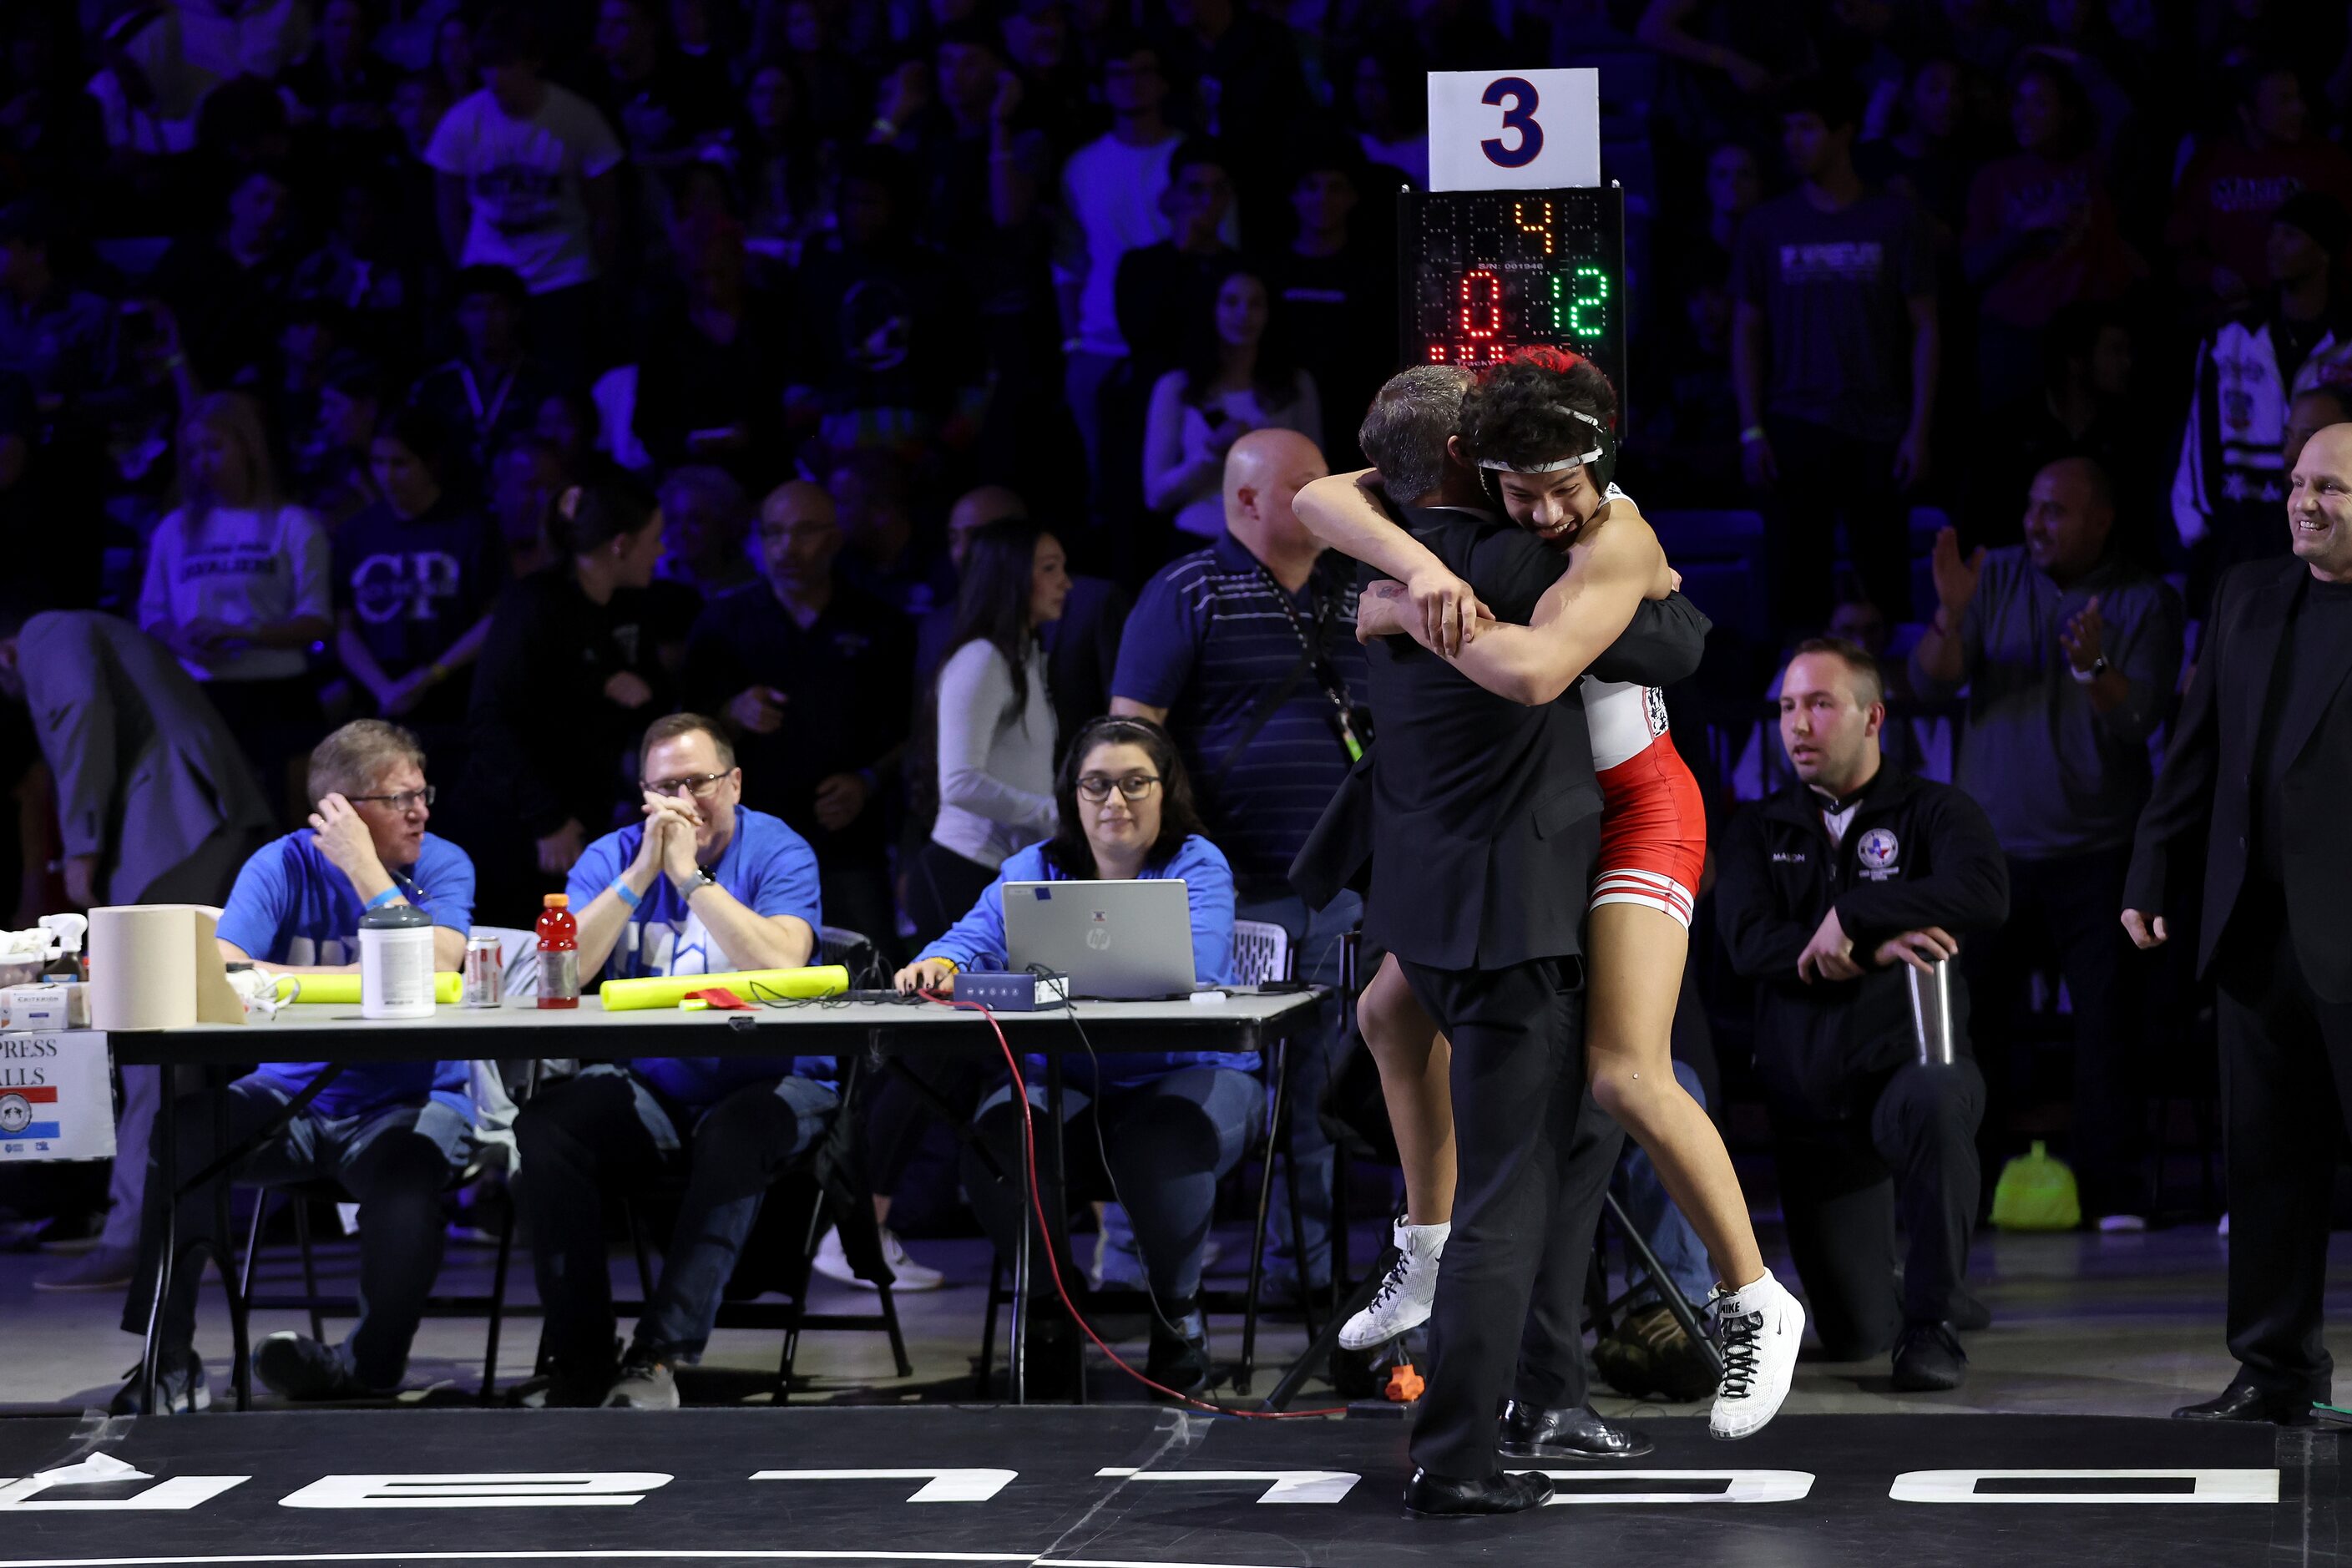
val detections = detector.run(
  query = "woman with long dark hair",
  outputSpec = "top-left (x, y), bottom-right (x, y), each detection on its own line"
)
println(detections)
top-left (894, 716), bottom-right (1257, 1398)
top-left (462, 476), bottom-right (670, 917)
top-left (1143, 267), bottom-right (1322, 541)
top-left (906, 516), bottom-right (1070, 943)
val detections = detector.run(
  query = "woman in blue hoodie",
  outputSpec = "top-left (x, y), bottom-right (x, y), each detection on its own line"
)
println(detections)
top-left (894, 716), bottom-right (1253, 1398)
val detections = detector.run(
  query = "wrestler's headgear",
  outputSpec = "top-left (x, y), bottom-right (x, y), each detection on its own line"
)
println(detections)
top-left (1469, 349), bottom-right (1620, 510)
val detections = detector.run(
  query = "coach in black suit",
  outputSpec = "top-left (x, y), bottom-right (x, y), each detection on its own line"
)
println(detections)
top-left (2125, 421), bottom-right (2352, 1425)
top-left (1297, 367), bottom-right (1710, 1511)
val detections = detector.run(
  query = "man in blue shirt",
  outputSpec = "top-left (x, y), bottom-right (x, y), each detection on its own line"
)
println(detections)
top-left (1111, 427), bottom-right (1362, 1297)
top-left (113, 720), bottom-right (478, 1413)
top-left (515, 712), bottom-right (832, 1409)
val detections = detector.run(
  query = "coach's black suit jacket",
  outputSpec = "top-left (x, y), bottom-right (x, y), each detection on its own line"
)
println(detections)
top-left (2126, 555), bottom-right (2352, 1003)
top-left (1294, 506), bottom-right (1711, 968)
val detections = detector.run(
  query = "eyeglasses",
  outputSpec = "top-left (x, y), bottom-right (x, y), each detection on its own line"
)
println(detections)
top-left (644, 771), bottom-right (732, 801)
top-left (1075, 773), bottom-right (1161, 802)
top-left (347, 787), bottom-right (436, 812)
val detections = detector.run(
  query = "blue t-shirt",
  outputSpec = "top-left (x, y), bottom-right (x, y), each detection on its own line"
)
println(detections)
top-left (918, 835), bottom-right (1252, 1090)
top-left (567, 805), bottom-right (827, 1108)
top-left (219, 831), bottom-right (475, 1120)
top-left (1111, 532), bottom-right (1366, 888)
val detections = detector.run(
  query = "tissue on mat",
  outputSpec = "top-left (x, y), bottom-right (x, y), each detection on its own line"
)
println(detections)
top-left (87, 905), bottom-right (245, 1029)
top-left (599, 964), bottom-right (849, 1011)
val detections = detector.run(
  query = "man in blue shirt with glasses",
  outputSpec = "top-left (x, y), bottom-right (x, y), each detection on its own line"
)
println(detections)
top-left (514, 712), bottom-right (830, 1410)
top-left (114, 720), bottom-right (478, 1413)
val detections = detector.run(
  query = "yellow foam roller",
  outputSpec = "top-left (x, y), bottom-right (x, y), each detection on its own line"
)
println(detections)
top-left (276, 972), bottom-right (463, 1004)
top-left (599, 964), bottom-right (849, 1011)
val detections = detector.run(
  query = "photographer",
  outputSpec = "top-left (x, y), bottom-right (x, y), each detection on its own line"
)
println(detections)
top-left (1717, 639), bottom-right (2008, 1393)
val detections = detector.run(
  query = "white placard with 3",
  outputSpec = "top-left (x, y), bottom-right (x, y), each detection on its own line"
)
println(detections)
top-left (1427, 68), bottom-right (1601, 192)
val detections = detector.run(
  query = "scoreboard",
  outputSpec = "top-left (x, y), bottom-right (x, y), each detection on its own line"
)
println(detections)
top-left (1397, 185), bottom-right (1626, 405)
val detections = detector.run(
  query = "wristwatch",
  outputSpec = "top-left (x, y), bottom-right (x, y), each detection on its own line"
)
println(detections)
top-left (681, 867), bottom-right (720, 898)
top-left (2071, 655), bottom-right (2109, 684)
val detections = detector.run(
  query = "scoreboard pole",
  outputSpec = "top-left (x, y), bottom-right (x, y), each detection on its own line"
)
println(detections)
top-left (1395, 183), bottom-right (1628, 421)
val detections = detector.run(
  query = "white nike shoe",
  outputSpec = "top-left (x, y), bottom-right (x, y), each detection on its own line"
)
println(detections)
top-left (1707, 1268), bottom-right (1803, 1439)
top-left (1338, 1220), bottom-right (1449, 1350)
top-left (812, 1225), bottom-right (946, 1292)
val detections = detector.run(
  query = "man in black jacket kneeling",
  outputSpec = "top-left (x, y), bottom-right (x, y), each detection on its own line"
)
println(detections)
top-left (1717, 638), bottom-right (2010, 1393)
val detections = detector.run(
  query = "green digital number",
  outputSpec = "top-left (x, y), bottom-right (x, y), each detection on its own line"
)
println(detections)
top-left (1550, 266), bottom-right (1609, 337)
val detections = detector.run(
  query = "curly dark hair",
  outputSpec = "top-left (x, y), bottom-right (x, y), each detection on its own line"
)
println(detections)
top-left (1454, 352), bottom-right (1619, 473)
top-left (1040, 716), bottom-right (1206, 879)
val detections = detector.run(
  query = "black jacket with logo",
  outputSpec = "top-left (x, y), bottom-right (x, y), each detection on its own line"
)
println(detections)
top-left (1716, 767), bottom-right (2010, 1121)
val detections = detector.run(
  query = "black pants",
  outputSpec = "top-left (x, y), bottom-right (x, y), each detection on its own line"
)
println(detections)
top-left (2214, 915), bottom-right (2352, 1400)
top-left (1966, 847), bottom-right (2147, 1215)
top-left (905, 840), bottom-right (1000, 951)
top-left (1760, 414), bottom-right (1911, 635)
top-left (1513, 1089), bottom-right (1626, 1414)
top-left (1395, 956), bottom-right (1585, 1479)
top-left (1770, 1058), bottom-right (1985, 1361)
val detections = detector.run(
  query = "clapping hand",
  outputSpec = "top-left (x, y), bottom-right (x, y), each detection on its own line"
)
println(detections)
top-left (1930, 527), bottom-right (1985, 623)
top-left (2060, 596), bottom-right (2107, 673)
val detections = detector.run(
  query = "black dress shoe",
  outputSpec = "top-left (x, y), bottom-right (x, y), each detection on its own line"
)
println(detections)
top-left (1498, 1399), bottom-right (1654, 1459)
top-left (2173, 1383), bottom-right (2316, 1425)
top-left (1404, 1468), bottom-right (1553, 1517)
top-left (1890, 1321), bottom-right (1967, 1392)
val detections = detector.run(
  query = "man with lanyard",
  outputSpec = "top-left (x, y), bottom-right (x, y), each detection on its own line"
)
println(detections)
top-left (1113, 427), bottom-right (1363, 1300)
top-left (407, 265), bottom-right (558, 486)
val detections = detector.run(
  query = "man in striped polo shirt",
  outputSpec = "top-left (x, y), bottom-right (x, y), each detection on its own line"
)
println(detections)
top-left (1111, 427), bottom-right (1362, 1299)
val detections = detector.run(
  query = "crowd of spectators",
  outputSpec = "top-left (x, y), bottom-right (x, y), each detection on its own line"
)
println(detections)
top-left (3, 0), bottom-right (2350, 1406)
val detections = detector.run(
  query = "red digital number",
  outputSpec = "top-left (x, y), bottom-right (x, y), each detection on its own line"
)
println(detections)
top-left (1458, 269), bottom-right (1501, 339)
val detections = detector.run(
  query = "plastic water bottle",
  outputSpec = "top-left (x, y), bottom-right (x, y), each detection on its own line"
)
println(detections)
top-left (536, 893), bottom-right (579, 1009)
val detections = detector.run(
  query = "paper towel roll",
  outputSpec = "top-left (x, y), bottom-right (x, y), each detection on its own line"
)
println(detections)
top-left (89, 904), bottom-right (246, 1029)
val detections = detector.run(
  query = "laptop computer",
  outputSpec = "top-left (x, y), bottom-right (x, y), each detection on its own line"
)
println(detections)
top-left (1001, 878), bottom-right (1196, 999)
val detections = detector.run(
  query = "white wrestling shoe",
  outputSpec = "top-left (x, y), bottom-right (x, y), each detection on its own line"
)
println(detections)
top-left (1338, 1219), bottom-right (1449, 1349)
top-left (1707, 1268), bottom-right (1803, 1439)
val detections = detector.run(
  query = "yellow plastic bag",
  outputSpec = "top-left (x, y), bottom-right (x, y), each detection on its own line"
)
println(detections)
top-left (1990, 1140), bottom-right (2081, 1231)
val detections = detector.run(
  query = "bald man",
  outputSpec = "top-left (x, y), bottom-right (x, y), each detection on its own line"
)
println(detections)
top-left (1111, 427), bottom-right (1363, 1297)
top-left (683, 479), bottom-right (913, 954)
top-left (1911, 454), bottom-right (2185, 1226)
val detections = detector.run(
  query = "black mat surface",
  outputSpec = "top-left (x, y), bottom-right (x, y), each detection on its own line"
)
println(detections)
top-left (0, 1406), bottom-right (2336, 1566)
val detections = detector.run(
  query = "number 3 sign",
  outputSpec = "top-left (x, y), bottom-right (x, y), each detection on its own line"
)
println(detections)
top-left (1427, 68), bottom-right (1601, 193)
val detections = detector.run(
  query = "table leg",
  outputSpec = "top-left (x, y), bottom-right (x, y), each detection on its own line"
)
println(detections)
top-left (1045, 1054), bottom-right (1075, 1406)
top-left (138, 1067), bottom-right (178, 1411)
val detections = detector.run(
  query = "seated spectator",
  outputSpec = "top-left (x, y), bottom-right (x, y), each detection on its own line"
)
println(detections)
top-left (1112, 137), bottom-right (1239, 387)
top-left (408, 265), bottom-right (562, 492)
top-left (2167, 59), bottom-right (2352, 313)
top-left (631, 208), bottom-right (791, 479)
top-left (425, 7), bottom-right (621, 382)
top-left (574, 0), bottom-right (728, 176)
top-left (1855, 56), bottom-right (1978, 248)
top-left (515, 711), bottom-right (826, 1409)
top-left (1961, 58), bottom-right (2141, 408)
top-left (1143, 267), bottom-right (1321, 543)
top-left (0, 200), bottom-right (118, 438)
top-left (151, 164), bottom-right (302, 389)
top-left (334, 408), bottom-right (503, 741)
top-left (288, 173), bottom-right (426, 377)
top-left (724, 61), bottom-right (832, 259)
top-left (1734, 75), bottom-right (1938, 633)
top-left (896, 715), bottom-right (1254, 1398)
top-left (755, 0), bottom-right (872, 144)
top-left (786, 144), bottom-right (983, 456)
top-left (137, 391), bottom-right (333, 817)
top-left (488, 432), bottom-right (568, 578)
top-left (463, 477), bottom-right (670, 916)
top-left (295, 351), bottom-right (387, 529)
top-left (276, 0), bottom-right (396, 152)
top-left (2172, 192), bottom-right (2352, 607)
top-left (1715, 640), bottom-right (2008, 1392)
top-left (112, 718), bottom-right (477, 1412)
top-left (1263, 140), bottom-right (1394, 469)
top-left (1971, 302), bottom-right (2156, 548)
top-left (827, 452), bottom-right (953, 621)
top-left (908, 517), bottom-right (1068, 943)
top-left (685, 479), bottom-right (909, 949)
top-left (1348, 44), bottom-right (1428, 189)
top-left (655, 464), bottom-right (756, 597)
top-left (1912, 459), bottom-right (2183, 1224)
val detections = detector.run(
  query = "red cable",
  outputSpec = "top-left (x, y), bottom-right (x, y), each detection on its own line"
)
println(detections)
top-left (919, 991), bottom-right (1348, 1419)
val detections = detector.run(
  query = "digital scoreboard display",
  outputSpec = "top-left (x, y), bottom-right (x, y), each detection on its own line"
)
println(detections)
top-left (1398, 185), bottom-right (1626, 405)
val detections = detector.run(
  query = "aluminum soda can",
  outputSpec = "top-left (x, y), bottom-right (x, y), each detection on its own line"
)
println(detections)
top-left (463, 933), bottom-right (505, 1009)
